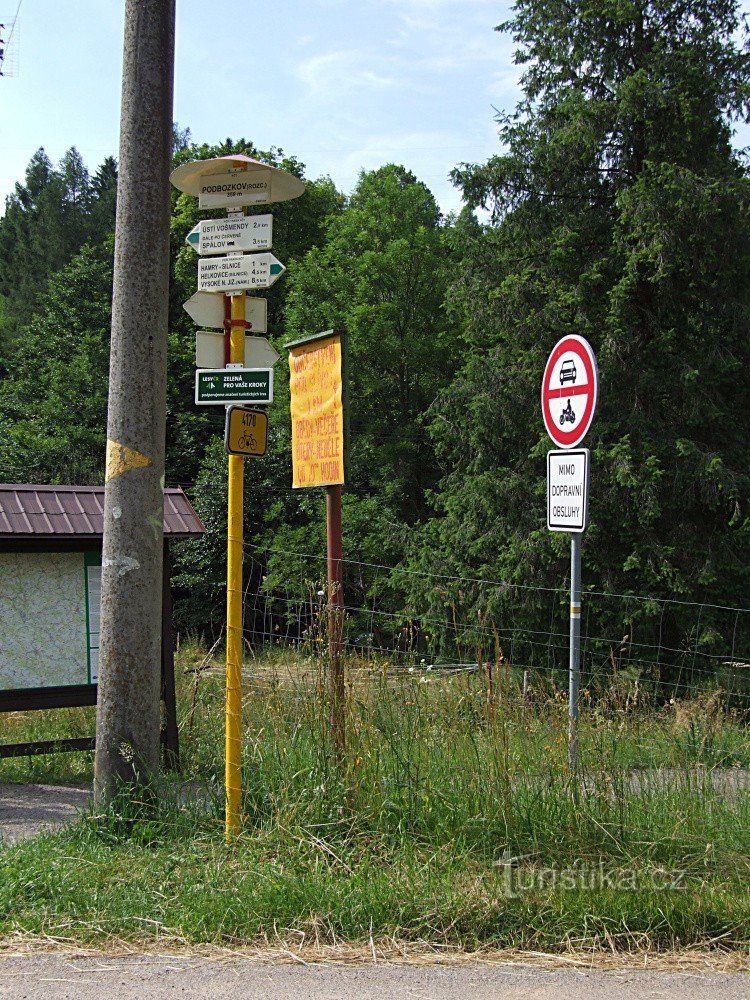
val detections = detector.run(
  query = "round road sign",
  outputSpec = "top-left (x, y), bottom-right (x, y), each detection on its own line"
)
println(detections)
top-left (541, 335), bottom-right (598, 448)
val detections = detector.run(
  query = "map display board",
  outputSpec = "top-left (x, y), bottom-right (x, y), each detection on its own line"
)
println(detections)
top-left (0, 551), bottom-right (101, 689)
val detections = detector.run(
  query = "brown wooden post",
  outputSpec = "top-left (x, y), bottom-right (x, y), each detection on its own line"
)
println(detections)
top-left (326, 484), bottom-right (345, 754)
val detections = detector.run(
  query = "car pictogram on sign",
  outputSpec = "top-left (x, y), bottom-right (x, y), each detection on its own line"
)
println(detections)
top-left (560, 359), bottom-right (577, 385)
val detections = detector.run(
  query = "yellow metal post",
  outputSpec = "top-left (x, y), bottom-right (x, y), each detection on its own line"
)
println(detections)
top-left (169, 155), bottom-right (304, 841)
top-left (225, 285), bottom-right (246, 841)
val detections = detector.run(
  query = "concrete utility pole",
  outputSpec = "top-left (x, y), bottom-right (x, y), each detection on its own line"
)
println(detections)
top-left (94, 0), bottom-right (176, 805)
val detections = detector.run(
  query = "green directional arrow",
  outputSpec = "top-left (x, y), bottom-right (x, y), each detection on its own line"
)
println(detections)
top-left (187, 231), bottom-right (200, 246)
top-left (269, 263), bottom-right (283, 276)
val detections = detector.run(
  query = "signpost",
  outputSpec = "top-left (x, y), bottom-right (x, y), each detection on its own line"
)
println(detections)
top-left (183, 292), bottom-right (267, 333)
top-left (225, 406), bottom-right (268, 457)
top-left (195, 332), bottom-right (279, 370)
top-left (197, 253), bottom-right (285, 294)
top-left (186, 214), bottom-right (273, 255)
top-left (542, 335), bottom-right (598, 770)
top-left (170, 153), bottom-right (305, 208)
top-left (171, 153), bottom-right (303, 842)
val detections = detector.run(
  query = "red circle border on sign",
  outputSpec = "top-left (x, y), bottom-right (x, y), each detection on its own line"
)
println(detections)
top-left (541, 335), bottom-right (598, 448)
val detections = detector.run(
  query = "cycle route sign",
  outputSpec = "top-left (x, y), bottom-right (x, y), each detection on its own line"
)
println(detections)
top-left (225, 406), bottom-right (268, 457)
top-left (541, 334), bottom-right (598, 449)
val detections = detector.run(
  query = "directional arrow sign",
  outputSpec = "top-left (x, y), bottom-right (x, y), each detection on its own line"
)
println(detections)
top-left (182, 292), bottom-right (267, 332)
top-left (186, 214), bottom-right (273, 255)
top-left (195, 332), bottom-right (280, 370)
top-left (197, 253), bottom-right (285, 294)
top-left (243, 336), bottom-right (280, 369)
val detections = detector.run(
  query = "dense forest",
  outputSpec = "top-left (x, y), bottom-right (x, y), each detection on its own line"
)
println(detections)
top-left (1, 0), bottom-right (749, 681)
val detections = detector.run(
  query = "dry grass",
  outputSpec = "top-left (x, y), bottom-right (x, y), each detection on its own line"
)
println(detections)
top-left (1, 932), bottom-right (749, 972)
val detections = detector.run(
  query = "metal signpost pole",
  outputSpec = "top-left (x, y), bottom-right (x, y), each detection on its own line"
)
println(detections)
top-left (542, 335), bottom-right (598, 777)
top-left (568, 532), bottom-right (582, 771)
top-left (94, 0), bottom-right (175, 806)
top-left (225, 279), bottom-right (246, 840)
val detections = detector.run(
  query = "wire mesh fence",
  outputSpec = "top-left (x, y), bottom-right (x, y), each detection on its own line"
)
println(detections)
top-left (241, 543), bottom-right (750, 711)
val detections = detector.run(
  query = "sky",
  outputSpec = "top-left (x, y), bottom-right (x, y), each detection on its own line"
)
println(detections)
top-left (0, 0), bottom-right (520, 217)
top-left (2, 1), bottom-right (750, 220)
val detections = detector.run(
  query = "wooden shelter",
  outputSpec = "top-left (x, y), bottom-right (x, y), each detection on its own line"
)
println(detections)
top-left (0, 484), bottom-right (204, 761)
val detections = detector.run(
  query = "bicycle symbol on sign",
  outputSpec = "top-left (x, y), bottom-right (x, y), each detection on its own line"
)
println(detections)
top-left (238, 431), bottom-right (257, 451)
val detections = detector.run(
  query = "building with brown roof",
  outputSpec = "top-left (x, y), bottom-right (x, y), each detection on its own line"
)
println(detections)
top-left (0, 484), bottom-right (204, 760)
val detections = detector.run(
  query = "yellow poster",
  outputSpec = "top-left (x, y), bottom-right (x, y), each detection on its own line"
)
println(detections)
top-left (289, 332), bottom-right (345, 488)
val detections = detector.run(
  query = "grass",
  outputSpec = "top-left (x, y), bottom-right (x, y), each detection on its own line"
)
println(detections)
top-left (0, 704), bottom-right (95, 785)
top-left (1, 642), bottom-right (749, 952)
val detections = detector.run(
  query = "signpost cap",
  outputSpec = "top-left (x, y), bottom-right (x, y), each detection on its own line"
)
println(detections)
top-left (169, 154), bottom-right (305, 202)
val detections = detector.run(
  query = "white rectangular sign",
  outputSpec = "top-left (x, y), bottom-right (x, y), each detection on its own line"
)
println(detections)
top-left (198, 170), bottom-right (272, 209)
top-left (197, 253), bottom-right (285, 294)
top-left (547, 449), bottom-right (589, 532)
top-left (183, 292), bottom-right (267, 332)
top-left (195, 332), bottom-right (280, 369)
top-left (187, 214), bottom-right (273, 255)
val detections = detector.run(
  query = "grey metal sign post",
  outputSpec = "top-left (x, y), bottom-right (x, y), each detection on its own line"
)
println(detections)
top-left (542, 337), bottom-right (598, 772)
top-left (568, 532), bottom-right (582, 769)
top-left (547, 447), bottom-right (589, 769)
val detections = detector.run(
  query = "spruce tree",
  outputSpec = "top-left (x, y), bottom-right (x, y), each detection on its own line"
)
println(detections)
top-left (409, 0), bottom-right (750, 681)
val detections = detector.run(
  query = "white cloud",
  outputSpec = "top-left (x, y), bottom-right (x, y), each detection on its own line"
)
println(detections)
top-left (297, 50), bottom-right (397, 95)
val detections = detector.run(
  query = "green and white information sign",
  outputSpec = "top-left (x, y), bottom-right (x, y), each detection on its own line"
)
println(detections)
top-left (194, 367), bottom-right (273, 406)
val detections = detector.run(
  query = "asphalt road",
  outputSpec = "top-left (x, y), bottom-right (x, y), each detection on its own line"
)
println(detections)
top-left (0, 784), bottom-right (90, 845)
top-left (0, 956), bottom-right (748, 1000)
